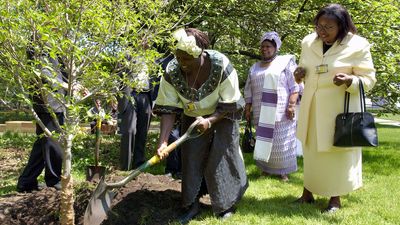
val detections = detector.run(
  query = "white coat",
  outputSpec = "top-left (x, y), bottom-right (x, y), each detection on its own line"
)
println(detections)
top-left (297, 32), bottom-right (376, 196)
top-left (297, 32), bottom-right (376, 152)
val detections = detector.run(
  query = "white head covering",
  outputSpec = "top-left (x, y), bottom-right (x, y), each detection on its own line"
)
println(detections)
top-left (172, 28), bottom-right (202, 58)
top-left (260, 31), bottom-right (282, 50)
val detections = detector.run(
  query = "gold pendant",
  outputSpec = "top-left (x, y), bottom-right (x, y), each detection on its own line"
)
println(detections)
top-left (186, 102), bottom-right (197, 111)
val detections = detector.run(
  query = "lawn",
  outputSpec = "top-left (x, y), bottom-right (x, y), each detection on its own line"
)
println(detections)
top-left (0, 123), bottom-right (399, 224)
top-left (376, 113), bottom-right (400, 122)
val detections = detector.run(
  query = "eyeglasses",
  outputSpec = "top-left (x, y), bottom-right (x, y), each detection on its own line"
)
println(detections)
top-left (315, 24), bottom-right (336, 33)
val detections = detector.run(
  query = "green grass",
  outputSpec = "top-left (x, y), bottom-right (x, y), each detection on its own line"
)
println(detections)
top-left (186, 123), bottom-right (400, 225)
top-left (376, 113), bottom-right (400, 122)
top-left (1, 124), bottom-right (400, 224)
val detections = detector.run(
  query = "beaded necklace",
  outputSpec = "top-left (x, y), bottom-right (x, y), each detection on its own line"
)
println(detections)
top-left (184, 54), bottom-right (203, 111)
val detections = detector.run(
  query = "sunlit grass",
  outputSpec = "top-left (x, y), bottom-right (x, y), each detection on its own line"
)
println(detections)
top-left (188, 123), bottom-right (400, 224)
top-left (1, 124), bottom-right (400, 224)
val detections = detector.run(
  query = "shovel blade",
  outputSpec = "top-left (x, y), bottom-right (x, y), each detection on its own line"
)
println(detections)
top-left (84, 178), bottom-right (116, 225)
top-left (82, 120), bottom-right (204, 225)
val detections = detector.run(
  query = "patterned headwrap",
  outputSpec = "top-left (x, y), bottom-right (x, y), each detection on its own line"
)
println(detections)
top-left (172, 28), bottom-right (202, 58)
top-left (260, 31), bottom-right (282, 51)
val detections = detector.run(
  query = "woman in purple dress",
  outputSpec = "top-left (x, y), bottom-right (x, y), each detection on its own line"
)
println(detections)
top-left (244, 31), bottom-right (301, 181)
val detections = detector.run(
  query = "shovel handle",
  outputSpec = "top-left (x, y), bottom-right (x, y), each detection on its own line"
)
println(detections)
top-left (107, 118), bottom-right (204, 188)
top-left (108, 140), bottom-right (180, 188)
top-left (148, 118), bottom-right (204, 165)
top-left (94, 119), bottom-right (102, 166)
top-left (148, 142), bottom-right (178, 166)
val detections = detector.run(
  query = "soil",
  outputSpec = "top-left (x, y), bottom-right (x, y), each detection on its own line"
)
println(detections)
top-left (0, 148), bottom-right (211, 225)
top-left (0, 173), bottom-right (212, 225)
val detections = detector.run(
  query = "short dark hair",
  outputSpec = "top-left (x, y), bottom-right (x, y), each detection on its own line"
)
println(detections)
top-left (185, 28), bottom-right (210, 49)
top-left (313, 4), bottom-right (357, 43)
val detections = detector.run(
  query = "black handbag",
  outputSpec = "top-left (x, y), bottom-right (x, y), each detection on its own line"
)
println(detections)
top-left (241, 120), bottom-right (255, 153)
top-left (333, 81), bottom-right (378, 147)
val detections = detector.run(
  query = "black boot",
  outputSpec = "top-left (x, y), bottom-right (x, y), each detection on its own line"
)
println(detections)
top-left (218, 206), bottom-right (236, 220)
top-left (178, 200), bottom-right (200, 224)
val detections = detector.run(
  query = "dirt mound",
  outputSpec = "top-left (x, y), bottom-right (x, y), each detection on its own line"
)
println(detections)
top-left (0, 188), bottom-right (60, 225)
top-left (0, 173), bottom-right (204, 225)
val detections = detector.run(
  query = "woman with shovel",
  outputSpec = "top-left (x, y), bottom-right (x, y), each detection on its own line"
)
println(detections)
top-left (154, 28), bottom-right (248, 224)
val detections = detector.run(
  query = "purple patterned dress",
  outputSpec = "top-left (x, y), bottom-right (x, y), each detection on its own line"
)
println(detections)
top-left (244, 58), bottom-right (300, 175)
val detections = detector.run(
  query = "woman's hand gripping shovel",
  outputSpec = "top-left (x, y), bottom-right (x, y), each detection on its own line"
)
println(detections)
top-left (84, 118), bottom-right (204, 225)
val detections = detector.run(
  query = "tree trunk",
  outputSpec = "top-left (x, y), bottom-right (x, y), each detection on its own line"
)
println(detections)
top-left (60, 133), bottom-right (75, 225)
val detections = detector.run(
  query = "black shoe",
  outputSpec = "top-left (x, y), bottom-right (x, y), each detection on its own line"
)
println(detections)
top-left (218, 206), bottom-right (236, 220)
top-left (280, 174), bottom-right (289, 182)
top-left (37, 183), bottom-right (47, 190)
top-left (41, 181), bottom-right (62, 190)
top-left (322, 205), bottom-right (340, 213)
top-left (293, 197), bottom-right (315, 204)
top-left (16, 185), bottom-right (39, 193)
top-left (51, 182), bottom-right (62, 190)
top-left (178, 201), bottom-right (200, 224)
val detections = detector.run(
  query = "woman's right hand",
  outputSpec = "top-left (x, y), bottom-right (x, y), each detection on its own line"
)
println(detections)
top-left (245, 103), bottom-right (252, 122)
top-left (156, 114), bottom-right (176, 160)
top-left (294, 67), bottom-right (306, 83)
top-left (157, 142), bottom-right (169, 160)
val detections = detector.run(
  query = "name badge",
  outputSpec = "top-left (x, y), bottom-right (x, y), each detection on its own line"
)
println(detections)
top-left (316, 64), bottom-right (328, 74)
top-left (185, 102), bottom-right (197, 111)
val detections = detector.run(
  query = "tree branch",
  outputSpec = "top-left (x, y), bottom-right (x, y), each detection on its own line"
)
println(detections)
top-left (223, 50), bottom-right (260, 60)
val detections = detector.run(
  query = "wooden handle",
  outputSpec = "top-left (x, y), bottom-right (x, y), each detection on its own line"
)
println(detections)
top-left (148, 142), bottom-right (178, 166)
top-left (161, 142), bottom-right (178, 155)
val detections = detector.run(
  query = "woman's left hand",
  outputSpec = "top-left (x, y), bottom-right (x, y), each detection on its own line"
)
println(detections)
top-left (195, 117), bottom-right (212, 133)
top-left (333, 73), bottom-right (353, 87)
top-left (157, 142), bottom-right (169, 160)
top-left (286, 104), bottom-right (296, 120)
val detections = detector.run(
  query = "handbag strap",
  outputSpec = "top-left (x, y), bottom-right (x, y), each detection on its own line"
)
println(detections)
top-left (359, 80), bottom-right (367, 112)
top-left (343, 80), bottom-right (367, 114)
top-left (344, 92), bottom-right (350, 113)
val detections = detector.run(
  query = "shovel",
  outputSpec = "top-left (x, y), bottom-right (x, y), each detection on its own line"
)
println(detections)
top-left (86, 118), bottom-right (106, 182)
top-left (84, 118), bottom-right (204, 225)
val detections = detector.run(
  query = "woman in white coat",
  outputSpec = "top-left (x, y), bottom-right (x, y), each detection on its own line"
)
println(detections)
top-left (294, 4), bottom-right (376, 213)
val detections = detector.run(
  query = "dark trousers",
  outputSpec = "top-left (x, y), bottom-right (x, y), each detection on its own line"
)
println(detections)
top-left (165, 127), bottom-right (182, 174)
top-left (119, 92), bottom-right (151, 170)
top-left (17, 113), bottom-right (63, 190)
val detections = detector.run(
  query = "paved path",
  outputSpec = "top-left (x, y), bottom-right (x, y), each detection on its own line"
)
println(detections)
top-left (0, 118), bottom-right (398, 136)
top-left (375, 118), bottom-right (400, 127)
